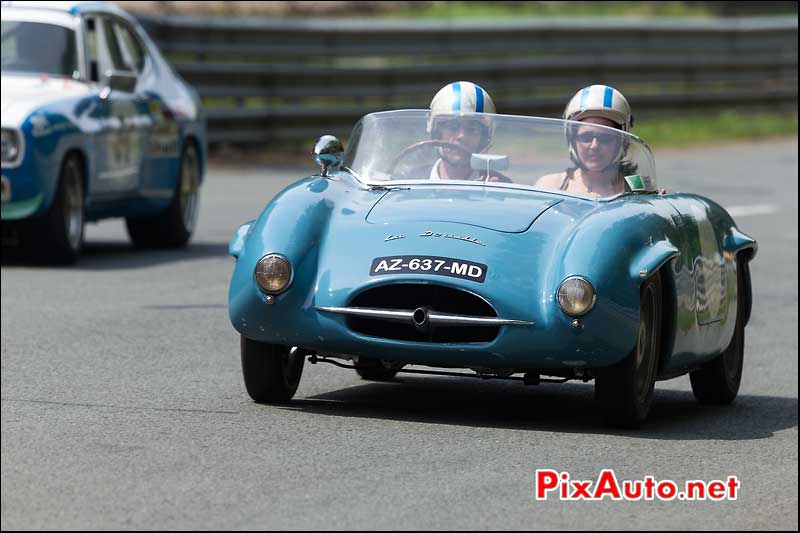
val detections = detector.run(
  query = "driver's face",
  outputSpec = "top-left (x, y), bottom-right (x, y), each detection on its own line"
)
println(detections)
top-left (435, 118), bottom-right (484, 167)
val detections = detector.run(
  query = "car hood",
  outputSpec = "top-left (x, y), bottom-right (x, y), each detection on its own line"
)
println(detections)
top-left (0, 73), bottom-right (90, 126)
top-left (366, 185), bottom-right (562, 233)
top-left (232, 176), bottom-right (608, 328)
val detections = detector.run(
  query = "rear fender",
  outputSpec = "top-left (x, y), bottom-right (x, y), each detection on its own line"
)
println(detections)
top-left (723, 227), bottom-right (756, 325)
top-left (723, 227), bottom-right (758, 260)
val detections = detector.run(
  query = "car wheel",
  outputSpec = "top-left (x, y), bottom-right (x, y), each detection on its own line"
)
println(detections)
top-left (354, 357), bottom-right (401, 381)
top-left (689, 258), bottom-right (746, 404)
top-left (26, 154), bottom-right (84, 264)
top-left (595, 271), bottom-right (662, 428)
top-left (240, 336), bottom-right (304, 403)
top-left (126, 142), bottom-right (200, 248)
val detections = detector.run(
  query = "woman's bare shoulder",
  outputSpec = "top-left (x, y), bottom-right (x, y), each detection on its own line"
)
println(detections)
top-left (534, 172), bottom-right (567, 188)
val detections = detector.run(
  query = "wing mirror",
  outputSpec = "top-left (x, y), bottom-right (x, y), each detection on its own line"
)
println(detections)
top-left (100, 70), bottom-right (138, 98)
top-left (313, 135), bottom-right (344, 177)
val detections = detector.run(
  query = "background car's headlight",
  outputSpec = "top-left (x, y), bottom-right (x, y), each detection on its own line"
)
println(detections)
top-left (557, 276), bottom-right (596, 317)
top-left (1, 129), bottom-right (21, 164)
top-left (254, 254), bottom-right (292, 294)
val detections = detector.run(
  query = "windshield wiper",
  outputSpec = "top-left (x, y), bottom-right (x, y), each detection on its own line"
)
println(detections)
top-left (368, 185), bottom-right (411, 191)
top-left (619, 190), bottom-right (659, 197)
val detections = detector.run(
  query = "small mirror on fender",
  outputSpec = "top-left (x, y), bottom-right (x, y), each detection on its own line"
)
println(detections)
top-left (313, 135), bottom-right (344, 177)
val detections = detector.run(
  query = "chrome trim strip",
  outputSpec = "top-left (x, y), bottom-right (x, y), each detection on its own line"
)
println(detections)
top-left (316, 306), bottom-right (415, 322)
top-left (427, 310), bottom-right (533, 326)
top-left (315, 306), bottom-right (533, 327)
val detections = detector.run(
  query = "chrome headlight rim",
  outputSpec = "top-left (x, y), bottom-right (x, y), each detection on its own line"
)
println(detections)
top-left (557, 275), bottom-right (596, 317)
top-left (253, 253), bottom-right (293, 295)
top-left (1, 127), bottom-right (25, 169)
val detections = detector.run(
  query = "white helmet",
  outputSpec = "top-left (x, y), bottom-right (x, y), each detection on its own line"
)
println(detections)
top-left (563, 85), bottom-right (633, 132)
top-left (428, 81), bottom-right (496, 150)
top-left (430, 81), bottom-right (496, 115)
top-left (563, 85), bottom-right (634, 172)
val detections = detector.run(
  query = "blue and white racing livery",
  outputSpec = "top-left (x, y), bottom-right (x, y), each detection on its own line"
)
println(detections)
top-left (1, 1), bottom-right (206, 263)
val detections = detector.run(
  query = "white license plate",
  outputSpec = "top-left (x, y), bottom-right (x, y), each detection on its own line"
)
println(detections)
top-left (370, 255), bottom-right (487, 283)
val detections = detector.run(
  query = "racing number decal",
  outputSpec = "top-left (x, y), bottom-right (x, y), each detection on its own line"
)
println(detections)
top-left (370, 255), bottom-right (487, 283)
top-left (110, 132), bottom-right (135, 168)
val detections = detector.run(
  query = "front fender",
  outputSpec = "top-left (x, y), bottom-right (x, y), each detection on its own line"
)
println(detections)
top-left (554, 198), bottom-right (681, 364)
top-left (228, 176), bottom-right (340, 332)
top-left (629, 239), bottom-right (681, 283)
top-left (1, 110), bottom-right (86, 220)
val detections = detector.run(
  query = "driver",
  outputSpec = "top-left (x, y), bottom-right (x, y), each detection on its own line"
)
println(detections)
top-left (403, 81), bottom-right (511, 182)
top-left (535, 85), bottom-right (636, 197)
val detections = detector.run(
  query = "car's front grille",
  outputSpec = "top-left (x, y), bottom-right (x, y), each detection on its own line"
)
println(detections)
top-left (345, 283), bottom-right (500, 343)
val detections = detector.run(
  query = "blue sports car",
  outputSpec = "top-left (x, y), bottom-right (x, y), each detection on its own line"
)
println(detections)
top-left (227, 109), bottom-right (756, 428)
top-left (1, 1), bottom-right (205, 263)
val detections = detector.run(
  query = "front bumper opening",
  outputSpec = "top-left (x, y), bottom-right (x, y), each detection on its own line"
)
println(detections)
top-left (344, 283), bottom-right (501, 343)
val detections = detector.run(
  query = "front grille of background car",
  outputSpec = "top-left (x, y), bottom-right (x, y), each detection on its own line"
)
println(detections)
top-left (346, 283), bottom-right (499, 343)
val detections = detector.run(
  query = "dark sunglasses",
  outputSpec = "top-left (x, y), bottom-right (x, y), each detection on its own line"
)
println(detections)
top-left (576, 131), bottom-right (617, 144)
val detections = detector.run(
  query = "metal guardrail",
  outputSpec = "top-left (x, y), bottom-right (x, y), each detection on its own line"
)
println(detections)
top-left (136, 14), bottom-right (798, 146)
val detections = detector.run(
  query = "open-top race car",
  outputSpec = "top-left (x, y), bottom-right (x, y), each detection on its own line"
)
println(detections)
top-left (1, 1), bottom-right (205, 263)
top-left (227, 109), bottom-right (756, 427)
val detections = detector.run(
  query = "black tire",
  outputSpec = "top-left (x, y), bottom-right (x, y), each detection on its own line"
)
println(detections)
top-left (354, 357), bottom-right (401, 381)
top-left (689, 258), bottom-right (746, 404)
top-left (25, 154), bottom-right (85, 264)
top-left (126, 142), bottom-right (200, 248)
top-left (240, 337), bottom-right (304, 403)
top-left (595, 271), bottom-right (662, 428)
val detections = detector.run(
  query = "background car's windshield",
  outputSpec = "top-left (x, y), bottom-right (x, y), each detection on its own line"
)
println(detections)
top-left (1, 21), bottom-right (78, 78)
top-left (342, 110), bottom-right (657, 199)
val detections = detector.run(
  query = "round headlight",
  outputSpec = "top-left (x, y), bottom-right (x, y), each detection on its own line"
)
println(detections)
top-left (254, 254), bottom-right (292, 294)
top-left (557, 276), bottom-right (596, 317)
top-left (1, 129), bottom-right (21, 163)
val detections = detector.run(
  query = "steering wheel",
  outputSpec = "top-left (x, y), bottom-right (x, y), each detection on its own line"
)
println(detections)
top-left (387, 140), bottom-right (472, 177)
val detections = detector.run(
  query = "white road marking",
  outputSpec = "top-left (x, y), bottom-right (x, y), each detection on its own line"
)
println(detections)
top-left (725, 204), bottom-right (779, 217)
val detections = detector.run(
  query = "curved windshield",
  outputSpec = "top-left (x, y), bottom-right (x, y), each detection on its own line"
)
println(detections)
top-left (343, 110), bottom-right (657, 200)
top-left (1, 21), bottom-right (78, 78)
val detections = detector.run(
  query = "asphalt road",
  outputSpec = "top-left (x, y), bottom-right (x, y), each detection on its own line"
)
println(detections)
top-left (2, 138), bottom-right (797, 530)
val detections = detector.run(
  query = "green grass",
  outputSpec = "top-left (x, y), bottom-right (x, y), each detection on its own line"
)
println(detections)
top-left (388, 1), bottom-right (717, 19)
top-left (206, 109), bottom-right (798, 158)
top-left (634, 110), bottom-right (798, 148)
top-left (130, 0), bottom-right (797, 18)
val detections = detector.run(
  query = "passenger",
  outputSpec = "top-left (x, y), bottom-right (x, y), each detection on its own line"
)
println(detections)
top-left (406, 81), bottom-right (511, 182)
top-left (535, 85), bottom-right (636, 197)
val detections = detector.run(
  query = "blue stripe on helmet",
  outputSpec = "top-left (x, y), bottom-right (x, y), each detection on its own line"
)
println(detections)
top-left (579, 86), bottom-right (591, 109)
top-left (452, 82), bottom-right (461, 111)
top-left (603, 86), bottom-right (614, 108)
top-left (475, 84), bottom-right (484, 113)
